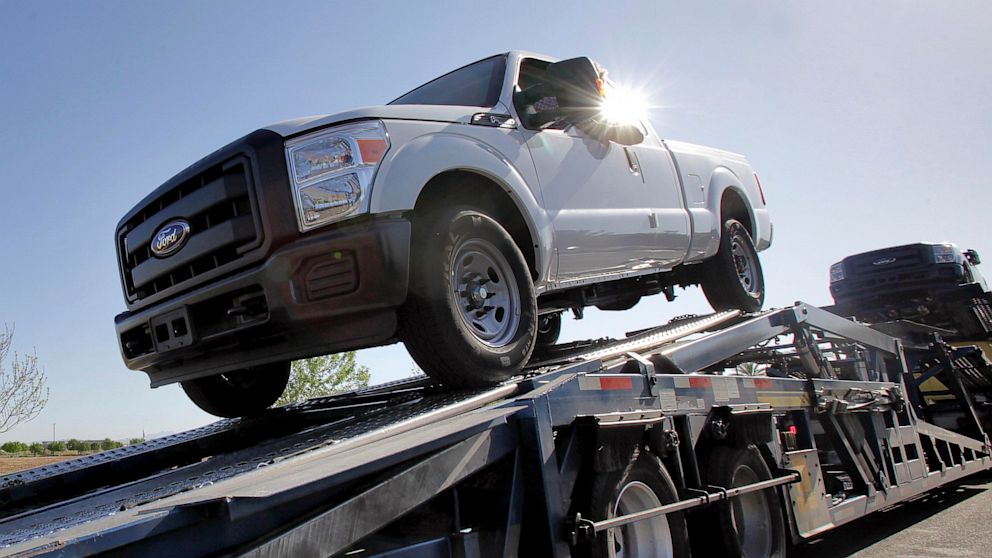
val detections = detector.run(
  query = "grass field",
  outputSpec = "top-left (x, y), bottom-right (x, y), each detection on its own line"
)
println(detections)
top-left (0, 456), bottom-right (74, 475)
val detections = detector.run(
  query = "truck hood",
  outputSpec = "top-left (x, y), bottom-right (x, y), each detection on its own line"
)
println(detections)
top-left (264, 104), bottom-right (484, 137)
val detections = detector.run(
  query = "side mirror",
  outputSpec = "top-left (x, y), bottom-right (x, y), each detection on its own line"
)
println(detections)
top-left (546, 57), bottom-right (603, 124)
top-left (546, 57), bottom-right (644, 146)
top-left (966, 249), bottom-right (982, 265)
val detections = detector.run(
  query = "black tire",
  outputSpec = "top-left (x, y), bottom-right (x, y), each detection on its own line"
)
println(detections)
top-left (579, 453), bottom-right (691, 558)
top-left (536, 313), bottom-right (562, 347)
top-left (401, 206), bottom-right (537, 387)
top-left (697, 444), bottom-right (786, 558)
top-left (701, 219), bottom-right (764, 313)
top-left (180, 362), bottom-right (290, 418)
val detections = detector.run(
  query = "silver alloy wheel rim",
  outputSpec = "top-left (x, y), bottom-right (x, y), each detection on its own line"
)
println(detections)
top-left (609, 481), bottom-right (675, 558)
top-left (731, 236), bottom-right (759, 295)
top-left (450, 237), bottom-right (521, 347)
top-left (729, 465), bottom-right (774, 558)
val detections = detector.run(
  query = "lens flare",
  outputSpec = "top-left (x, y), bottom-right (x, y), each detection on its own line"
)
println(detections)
top-left (600, 83), bottom-right (649, 125)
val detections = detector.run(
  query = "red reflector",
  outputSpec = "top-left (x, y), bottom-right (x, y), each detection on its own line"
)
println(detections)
top-left (599, 377), bottom-right (633, 390)
top-left (788, 425), bottom-right (798, 435)
top-left (688, 376), bottom-right (711, 388)
top-left (754, 378), bottom-right (774, 389)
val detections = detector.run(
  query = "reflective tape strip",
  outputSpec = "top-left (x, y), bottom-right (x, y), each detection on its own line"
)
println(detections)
top-left (578, 376), bottom-right (635, 391)
top-left (756, 391), bottom-right (811, 407)
top-left (688, 377), bottom-right (711, 389)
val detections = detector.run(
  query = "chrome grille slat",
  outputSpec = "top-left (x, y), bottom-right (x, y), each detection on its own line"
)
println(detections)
top-left (118, 157), bottom-right (260, 303)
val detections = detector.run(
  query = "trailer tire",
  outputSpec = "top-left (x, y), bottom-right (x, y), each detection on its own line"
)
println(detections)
top-left (581, 453), bottom-right (691, 558)
top-left (180, 362), bottom-right (290, 418)
top-left (701, 219), bottom-right (764, 313)
top-left (699, 444), bottom-right (786, 558)
top-left (402, 206), bottom-right (537, 387)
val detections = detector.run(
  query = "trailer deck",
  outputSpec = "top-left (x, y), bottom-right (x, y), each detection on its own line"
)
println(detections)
top-left (1, 303), bottom-right (989, 557)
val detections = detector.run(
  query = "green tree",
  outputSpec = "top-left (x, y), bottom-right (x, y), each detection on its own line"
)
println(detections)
top-left (66, 439), bottom-right (86, 452)
top-left (88, 441), bottom-right (100, 451)
top-left (0, 324), bottom-right (49, 433)
top-left (29, 442), bottom-right (45, 455)
top-left (129, 438), bottom-right (145, 446)
top-left (276, 353), bottom-right (371, 406)
top-left (1, 441), bottom-right (28, 453)
top-left (48, 441), bottom-right (66, 453)
top-left (99, 438), bottom-right (121, 451)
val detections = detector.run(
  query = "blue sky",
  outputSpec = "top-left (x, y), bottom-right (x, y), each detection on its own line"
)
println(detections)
top-left (1, 1), bottom-right (989, 442)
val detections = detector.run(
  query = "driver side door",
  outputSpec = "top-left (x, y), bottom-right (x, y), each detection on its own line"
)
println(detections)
top-left (512, 57), bottom-right (667, 285)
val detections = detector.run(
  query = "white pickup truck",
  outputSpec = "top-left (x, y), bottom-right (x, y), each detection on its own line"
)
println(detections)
top-left (114, 52), bottom-right (772, 416)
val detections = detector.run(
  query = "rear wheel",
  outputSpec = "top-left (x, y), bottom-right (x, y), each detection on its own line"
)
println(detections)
top-left (701, 219), bottom-right (764, 312)
top-left (581, 454), bottom-right (691, 558)
top-left (697, 445), bottom-right (786, 558)
top-left (180, 362), bottom-right (290, 418)
top-left (401, 206), bottom-right (537, 387)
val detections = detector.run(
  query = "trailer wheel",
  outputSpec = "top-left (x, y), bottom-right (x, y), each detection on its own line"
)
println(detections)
top-left (582, 454), bottom-right (691, 558)
top-left (700, 444), bottom-right (785, 558)
top-left (180, 362), bottom-right (290, 418)
top-left (536, 313), bottom-right (562, 347)
top-left (701, 219), bottom-right (764, 313)
top-left (402, 206), bottom-right (537, 387)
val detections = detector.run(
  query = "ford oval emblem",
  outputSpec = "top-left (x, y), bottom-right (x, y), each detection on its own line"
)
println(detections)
top-left (872, 257), bottom-right (897, 266)
top-left (150, 220), bottom-right (191, 257)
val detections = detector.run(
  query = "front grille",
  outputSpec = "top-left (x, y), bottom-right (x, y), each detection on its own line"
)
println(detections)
top-left (118, 156), bottom-right (261, 303)
top-left (847, 245), bottom-right (925, 277)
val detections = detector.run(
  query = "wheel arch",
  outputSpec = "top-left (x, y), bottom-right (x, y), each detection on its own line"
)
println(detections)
top-left (720, 188), bottom-right (755, 238)
top-left (370, 132), bottom-right (551, 282)
top-left (706, 167), bottom-right (757, 238)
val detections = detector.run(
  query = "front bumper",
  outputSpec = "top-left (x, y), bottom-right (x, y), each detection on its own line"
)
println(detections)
top-left (116, 218), bottom-right (411, 387)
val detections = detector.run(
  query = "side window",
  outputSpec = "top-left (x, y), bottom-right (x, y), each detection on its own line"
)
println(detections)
top-left (390, 55), bottom-right (506, 107)
top-left (513, 58), bottom-right (647, 137)
top-left (513, 58), bottom-right (566, 130)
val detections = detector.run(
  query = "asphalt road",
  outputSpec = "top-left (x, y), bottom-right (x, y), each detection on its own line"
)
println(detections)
top-left (798, 470), bottom-right (992, 557)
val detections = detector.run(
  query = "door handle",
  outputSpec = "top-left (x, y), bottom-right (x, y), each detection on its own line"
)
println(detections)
top-left (623, 147), bottom-right (642, 177)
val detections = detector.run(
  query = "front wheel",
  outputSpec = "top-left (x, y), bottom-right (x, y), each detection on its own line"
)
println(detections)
top-left (180, 362), bottom-right (290, 418)
top-left (701, 219), bottom-right (764, 313)
top-left (401, 206), bottom-right (537, 387)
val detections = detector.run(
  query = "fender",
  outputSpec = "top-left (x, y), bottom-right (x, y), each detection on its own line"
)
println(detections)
top-left (701, 167), bottom-right (759, 258)
top-left (370, 127), bottom-right (555, 286)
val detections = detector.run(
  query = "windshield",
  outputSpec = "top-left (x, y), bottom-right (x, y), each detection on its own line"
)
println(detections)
top-left (389, 55), bottom-right (506, 107)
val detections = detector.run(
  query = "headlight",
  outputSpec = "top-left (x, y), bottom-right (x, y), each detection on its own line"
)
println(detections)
top-left (932, 243), bottom-right (957, 264)
top-left (829, 262), bottom-right (846, 283)
top-left (285, 121), bottom-right (389, 231)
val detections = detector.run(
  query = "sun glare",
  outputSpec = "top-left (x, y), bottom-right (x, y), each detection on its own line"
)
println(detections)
top-left (600, 83), bottom-right (649, 125)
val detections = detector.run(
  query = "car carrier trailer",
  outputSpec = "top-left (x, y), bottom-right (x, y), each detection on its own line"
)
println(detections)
top-left (1, 302), bottom-right (990, 557)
